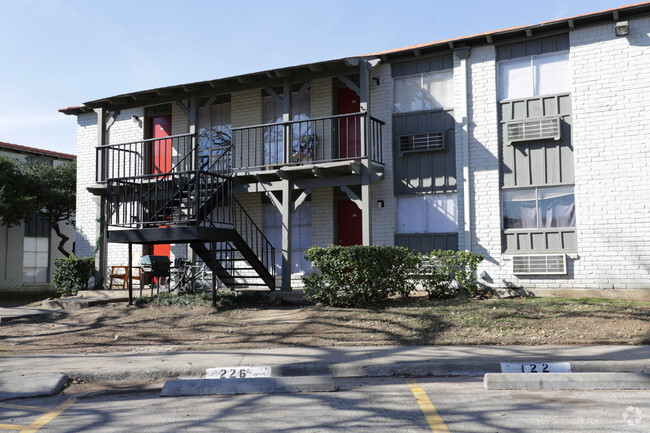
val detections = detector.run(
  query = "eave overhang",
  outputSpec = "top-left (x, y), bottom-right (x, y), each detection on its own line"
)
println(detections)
top-left (60, 2), bottom-right (650, 116)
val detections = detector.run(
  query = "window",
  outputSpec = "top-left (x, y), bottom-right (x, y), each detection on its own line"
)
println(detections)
top-left (503, 186), bottom-right (575, 230)
top-left (397, 194), bottom-right (458, 234)
top-left (263, 92), bottom-right (310, 164)
top-left (23, 213), bottom-right (50, 283)
top-left (263, 202), bottom-right (312, 275)
top-left (498, 51), bottom-right (569, 100)
top-left (198, 101), bottom-right (231, 171)
top-left (394, 70), bottom-right (453, 113)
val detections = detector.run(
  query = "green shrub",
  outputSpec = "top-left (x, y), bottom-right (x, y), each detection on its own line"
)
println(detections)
top-left (53, 256), bottom-right (95, 297)
top-left (421, 250), bottom-right (484, 299)
top-left (302, 245), bottom-right (419, 307)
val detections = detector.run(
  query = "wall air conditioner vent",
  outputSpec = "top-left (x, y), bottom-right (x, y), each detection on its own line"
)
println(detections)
top-left (512, 254), bottom-right (567, 275)
top-left (400, 132), bottom-right (444, 152)
top-left (506, 117), bottom-right (560, 144)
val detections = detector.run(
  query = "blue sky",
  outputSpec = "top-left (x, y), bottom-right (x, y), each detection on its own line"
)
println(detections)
top-left (0, 0), bottom-right (635, 155)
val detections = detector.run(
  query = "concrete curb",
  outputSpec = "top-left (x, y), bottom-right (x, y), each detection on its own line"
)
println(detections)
top-left (42, 297), bottom-right (129, 310)
top-left (160, 376), bottom-right (336, 396)
top-left (0, 374), bottom-right (68, 401)
top-left (484, 372), bottom-right (650, 390)
top-left (64, 359), bottom-right (648, 383)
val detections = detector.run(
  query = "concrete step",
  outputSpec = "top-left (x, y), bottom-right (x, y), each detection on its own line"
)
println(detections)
top-left (484, 372), bottom-right (650, 390)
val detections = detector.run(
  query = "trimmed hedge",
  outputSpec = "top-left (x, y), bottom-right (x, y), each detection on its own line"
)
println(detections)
top-left (421, 250), bottom-right (484, 299)
top-left (303, 245), bottom-right (486, 307)
top-left (302, 245), bottom-right (419, 307)
top-left (53, 255), bottom-right (95, 297)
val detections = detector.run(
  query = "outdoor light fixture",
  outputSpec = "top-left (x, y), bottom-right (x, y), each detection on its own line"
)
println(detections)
top-left (132, 115), bottom-right (141, 123)
top-left (376, 200), bottom-right (384, 208)
top-left (372, 77), bottom-right (380, 86)
top-left (615, 21), bottom-right (629, 36)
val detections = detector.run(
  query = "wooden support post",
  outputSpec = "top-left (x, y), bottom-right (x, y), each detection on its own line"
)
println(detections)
top-left (281, 179), bottom-right (292, 291)
top-left (212, 241), bottom-right (217, 308)
top-left (95, 108), bottom-right (108, 288)
top-left (128, 243), bottom-right (133, 305)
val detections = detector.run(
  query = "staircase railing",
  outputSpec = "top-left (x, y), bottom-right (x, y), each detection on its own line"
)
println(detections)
top-left (230, 197), bottom-right (276, 277)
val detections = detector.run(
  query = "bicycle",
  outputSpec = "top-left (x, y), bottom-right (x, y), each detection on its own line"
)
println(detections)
top-left (167, 260), bottom-right (213, 293)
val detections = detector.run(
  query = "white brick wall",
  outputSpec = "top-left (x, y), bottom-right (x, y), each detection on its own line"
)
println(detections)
top-left (570, 17), bottom-right (650, 289)
top-left (369, 63), bottom-right (395, 246)
top-left (462, 45), bottom-right (511, 285)
top-left (467, 18), bottom-right (650, 291)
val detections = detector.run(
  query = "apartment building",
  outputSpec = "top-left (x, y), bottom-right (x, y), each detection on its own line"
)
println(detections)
top-left (0, 142), bottom-right (76, 295)
top-left (61, 3), bottom-right (650, 298)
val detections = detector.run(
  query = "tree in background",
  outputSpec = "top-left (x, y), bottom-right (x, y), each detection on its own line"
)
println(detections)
top-left (0, 156), bottom-right (76, 257)
top-left (0, 156), bottom-right (35, 226)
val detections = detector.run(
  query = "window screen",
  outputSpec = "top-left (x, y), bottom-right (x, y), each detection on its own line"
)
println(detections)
top-left (498, 51), bottom-right (569, 100)
top-left (397, 194), bottom-right (458, 234)
top-left (503, 186), bottom-right (575, 229)
top-left (263, 202), bottom-right (312, 275)
top-left (394, 70), bottom-right (453, 113)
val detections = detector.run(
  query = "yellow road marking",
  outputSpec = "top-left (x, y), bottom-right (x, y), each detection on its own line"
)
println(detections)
top-left (0, 403), bottom-right (52, 413)
top-left (0, 398), bottom-right (76, 433)
top-left (408, 381), bottom-right (450, 433)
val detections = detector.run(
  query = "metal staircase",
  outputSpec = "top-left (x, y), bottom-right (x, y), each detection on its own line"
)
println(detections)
top-left (102, 135), bottom-right (275, 290)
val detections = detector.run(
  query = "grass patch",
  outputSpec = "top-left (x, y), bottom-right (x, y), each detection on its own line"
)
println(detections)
top-left (134, 290), bottom-right (269, 309)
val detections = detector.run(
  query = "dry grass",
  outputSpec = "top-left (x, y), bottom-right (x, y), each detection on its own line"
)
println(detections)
top-left (1, 296), bottom-right (648, 355)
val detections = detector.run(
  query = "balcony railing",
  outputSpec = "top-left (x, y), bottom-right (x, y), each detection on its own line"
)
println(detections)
top-left (96, 133), bottom-right (195, 182)
top-left (231, 112), bottom-right (384, 171)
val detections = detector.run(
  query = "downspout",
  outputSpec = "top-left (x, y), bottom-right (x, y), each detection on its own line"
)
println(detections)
top-left (455, 47), bottom-right (472, 252)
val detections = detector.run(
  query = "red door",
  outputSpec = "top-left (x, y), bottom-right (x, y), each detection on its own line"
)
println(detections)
top-left (150, 115), bottom-right (172, 175)
top-left (337, 88), bottom-right (361, 159)
top-left (149, 115), bottom-right (172, 258)
top-left (337, 200), bottom-right (362, 246)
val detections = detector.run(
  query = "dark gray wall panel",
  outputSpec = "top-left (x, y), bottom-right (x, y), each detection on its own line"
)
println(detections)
top-left (393, 110), bottom-right (457, 195)
top-left (392, 54), bottom-right (453, 77)
top-left (500, 94), bottom-right (573, 188)
top-left (395, 233), bottom-right (458, 253)
top-left (496, 34), bottom-right (569, 60)
top-left (504, 229), bottom-right (577, 252)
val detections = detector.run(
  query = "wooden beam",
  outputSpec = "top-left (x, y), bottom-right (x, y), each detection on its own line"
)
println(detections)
top-left (292, 81), bottom-right (311, 108)
top-left (264, 87), bottom-right (284, 106)
top-left (199, 96), bottom-right (217, 120)
top-left (338, 75), bottom-right (360, 95)
top-left (176, 99), bottom-right (191, 118)
top-left (106, 110), bottom-right (120, 131)
top-left (341, 185), bottom-right (361, 209)
top-left (157, 89), bottom-right (177, 96)
top-left (293, 188), bottom-right (312, 210)
top-left (265, 190), bottom-right (282, 209)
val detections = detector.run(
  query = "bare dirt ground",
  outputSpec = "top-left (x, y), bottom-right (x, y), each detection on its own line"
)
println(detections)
top-left (1, 296), bottom-right (648, 355)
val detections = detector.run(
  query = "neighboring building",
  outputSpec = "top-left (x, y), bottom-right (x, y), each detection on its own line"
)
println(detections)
top-left (0, 142), bottom-right (76, 296)
top-left (61, 3), bottom-right (650, 298)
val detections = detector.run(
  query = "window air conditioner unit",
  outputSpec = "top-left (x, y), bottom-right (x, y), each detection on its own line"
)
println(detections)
top-left (506, 117), bottom-right (561, 144)
top-left (399, 132), bottom-right (444, 152)
top-left (512, 254), bottom-right (567, 275)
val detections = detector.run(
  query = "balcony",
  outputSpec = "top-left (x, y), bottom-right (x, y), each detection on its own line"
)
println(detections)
top-left (231, 112), bottom-right (384, 182)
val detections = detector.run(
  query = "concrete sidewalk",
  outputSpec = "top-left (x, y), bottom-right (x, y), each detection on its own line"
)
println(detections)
top-left (0, 345), bottom-right (648, 398)
top-left (1, 345), bottom-right (648, 382)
